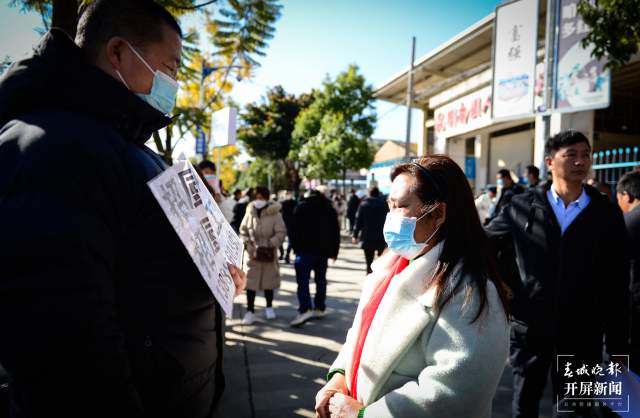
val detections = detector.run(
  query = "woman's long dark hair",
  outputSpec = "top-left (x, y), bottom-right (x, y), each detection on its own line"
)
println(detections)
top-left (390, 155), bottom-right (510, 322)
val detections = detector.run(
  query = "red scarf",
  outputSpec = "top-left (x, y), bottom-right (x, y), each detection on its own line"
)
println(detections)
top-left (349, 257), bottom-right (409, 400)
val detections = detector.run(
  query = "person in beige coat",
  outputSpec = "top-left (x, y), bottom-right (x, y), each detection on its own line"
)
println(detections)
top-left (240, 186), bottom-right (286, 325)
top-left (315, 156), bottom-right (510, 418)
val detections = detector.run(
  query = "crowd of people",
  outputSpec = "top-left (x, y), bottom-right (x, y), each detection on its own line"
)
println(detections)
top-left (0, 1), bottom-right (638, 418)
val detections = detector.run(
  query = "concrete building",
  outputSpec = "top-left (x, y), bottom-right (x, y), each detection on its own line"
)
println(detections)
top-left (366, 140), bottom-right (418, 194)
top-left (374, 4), bottom-right (640, 194)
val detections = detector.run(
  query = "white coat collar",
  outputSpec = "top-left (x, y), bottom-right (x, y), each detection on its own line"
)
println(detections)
top-left (355, 241), bottom-right (449, 403)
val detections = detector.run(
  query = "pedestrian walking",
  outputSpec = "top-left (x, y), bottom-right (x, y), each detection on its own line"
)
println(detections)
top-left (352, 187), bottom-right (389, 274)
top-left (289, 189), bottom-right (340, 326)
top-left (475, 186), bottom-right (497, 225)
top-left (231, 188), bottom-right (253, 233)
top-left (490, 169), bottom-right (525, 220)
top-left (346, 189), bottom-right (361, 233)
top-left (279, 191), bottom-right (297, 264)
top-left (486, 130), bottom-right (629, 417)
top-left (239, 187), bottom-right (286, 325)
top-left (334, 194), bottom-right (347, 230)
top-left (616, 171), bottom-right (640, 373)
top-left (525, 165), bottom-right (540, 188)
top-left (198, 159), bottom-right (222, 200)
top-left (0, 1), bottom-right (247, 417)
top-left (316, 156), bottom-right (510, 418)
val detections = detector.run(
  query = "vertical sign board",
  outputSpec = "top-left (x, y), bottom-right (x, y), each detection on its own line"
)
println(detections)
top-left (554, 0), bottom-right (610, 112)
top-left (492, 0), bottom-right (539, 121)
top-left (465, 156), bottom-right (477, 179)
top-left (211, 107), bottom-right (238, 147)
top-left (195, 127), bottom-right (206, 155)
top-left (147, 160), bottom-right (243, 317)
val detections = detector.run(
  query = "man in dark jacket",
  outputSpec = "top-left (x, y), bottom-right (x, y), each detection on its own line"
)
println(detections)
top-left (616, 171), bottom-right (640, 373)
top-left (352, 187), bottom-right (389, 274)
top-left (0, 2), bottom-right (245, 417)
top-left (487, 131), bottom-right (629, 417)
top-left (346, 189), bottom-right (361, 233)
top-left (526, 165), bottom-right (541, 188)
top-left (490, 168), bottom-right (525, 222)
top-left (279, 192), bottom-right (297, 264)
top-left (231, 188), bottom-right (252, 233)
top-left (289, 189), bottom-right (340, 326)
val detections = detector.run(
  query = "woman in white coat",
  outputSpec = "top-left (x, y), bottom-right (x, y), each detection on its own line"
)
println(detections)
top-left (315, 155), bottom-right (510, 418)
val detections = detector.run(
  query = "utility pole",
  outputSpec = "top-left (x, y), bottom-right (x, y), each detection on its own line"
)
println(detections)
top-left (405, 36), bottom-right (416, 158)
top-left (535, 0), bottom-right (557, 180)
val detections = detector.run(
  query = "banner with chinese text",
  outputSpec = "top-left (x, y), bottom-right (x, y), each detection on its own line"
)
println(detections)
top-left (492, 0), bottom-right (538, 120)
top-left (434, 86), bottom-right (492, 139)
top-left (554, 0), bottom-right (610, 112)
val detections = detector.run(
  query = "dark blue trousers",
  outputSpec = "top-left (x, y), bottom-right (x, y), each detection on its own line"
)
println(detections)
top-left (294, 254), bottom-right (327, 313)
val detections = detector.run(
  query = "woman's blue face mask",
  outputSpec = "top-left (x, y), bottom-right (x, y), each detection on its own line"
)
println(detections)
top-left (383, 210), bottom-right (440, 259)
top-left (115, 42), bottom-right (178, 115)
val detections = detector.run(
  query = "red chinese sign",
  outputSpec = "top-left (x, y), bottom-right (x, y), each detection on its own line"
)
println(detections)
top-left (434, 86), bottom-right (493, 138)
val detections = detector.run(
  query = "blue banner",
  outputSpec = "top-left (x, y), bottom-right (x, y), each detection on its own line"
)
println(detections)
top-left (196, 127), bottom-right (206, 155)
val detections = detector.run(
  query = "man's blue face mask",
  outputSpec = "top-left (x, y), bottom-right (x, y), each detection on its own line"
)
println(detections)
top-left (115, 42), bottom-right (178, 115)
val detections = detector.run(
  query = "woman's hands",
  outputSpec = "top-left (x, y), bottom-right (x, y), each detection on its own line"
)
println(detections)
top-left (228, 264), bottom-right (247, 297)
top-left (315, 373), bottom-right (349, 418)
top-left (328, 393), bottom-right (364, 418)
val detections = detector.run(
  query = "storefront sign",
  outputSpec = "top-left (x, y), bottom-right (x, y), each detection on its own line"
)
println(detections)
top-left (492, 0), bottom-right (538, 120)
top-left (554, 0), bottom-right (610, 112)
top-left (434, 86), bottom-right (492, 138)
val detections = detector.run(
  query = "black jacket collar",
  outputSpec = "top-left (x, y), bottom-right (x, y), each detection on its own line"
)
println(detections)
top-left (531, 181), bottom-right (605, 210)
top-left (0, 29), bottom-right (171, 145)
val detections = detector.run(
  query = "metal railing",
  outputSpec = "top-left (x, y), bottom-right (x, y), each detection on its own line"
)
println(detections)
top-left (592, 146), bottom-right (640, 188)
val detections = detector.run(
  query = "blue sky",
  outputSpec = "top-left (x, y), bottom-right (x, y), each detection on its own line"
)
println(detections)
top-left (0, 0), bottom-right (500, 144)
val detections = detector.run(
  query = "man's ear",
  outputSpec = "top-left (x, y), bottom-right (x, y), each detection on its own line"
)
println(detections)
top-left (625, 193), bottom-right (634, 205)
top-left (544, 155), bottom-right (553, 172)
top-left (105, 36), bottom-right (128, 71)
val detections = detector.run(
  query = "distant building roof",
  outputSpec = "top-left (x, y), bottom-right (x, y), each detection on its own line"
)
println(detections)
top-left (374, 140), bottom-right (417, 163)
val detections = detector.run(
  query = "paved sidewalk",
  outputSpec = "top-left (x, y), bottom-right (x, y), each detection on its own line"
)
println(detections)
top-left (213, 234), bottom-right (552, 418)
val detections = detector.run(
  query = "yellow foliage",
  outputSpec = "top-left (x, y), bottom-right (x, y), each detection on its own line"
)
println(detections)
top-left (209, 145), bottom-right (241, 191)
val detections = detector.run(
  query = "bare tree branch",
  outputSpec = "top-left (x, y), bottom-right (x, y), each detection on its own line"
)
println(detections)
top-left (171, 0), bottom-right (219, 9)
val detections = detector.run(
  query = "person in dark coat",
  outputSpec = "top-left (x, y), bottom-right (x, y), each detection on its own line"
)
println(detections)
top-left (346, 189), bottom-right (361, 233)
top-left (231, 188), bottom-right (253, 233)
top-left (486, 131), bottom-right (629, 417)
top-left (289, 189), bottom-right (340, 326)
top-left (0, 2), bottom-right (246, 417)
top-left (279, 192), bottom-right (298, 264)
top-left (489, 168), bottom-right (525, 222)
top-left (352, 187), bottom-right (389, 274)
top-left (525, 165), bottom-right (540, 188)
top-left (616, 170), bottom-right (640, 374)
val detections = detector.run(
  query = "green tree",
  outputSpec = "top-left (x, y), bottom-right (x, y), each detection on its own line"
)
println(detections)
top-left (235, 157), bottom-right (287, 191)
top-left (292, 64), bottom-right (376, 194)
top-left (578, 0), bottom-right (640, 69)
top-left (236, 86), bottom-right (312, 192)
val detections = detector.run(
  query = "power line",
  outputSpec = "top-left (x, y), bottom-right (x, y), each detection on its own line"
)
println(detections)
top-left (376, 103), bottom-right (403, 121)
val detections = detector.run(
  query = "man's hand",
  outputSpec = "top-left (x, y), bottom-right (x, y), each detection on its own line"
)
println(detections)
top-left (328, 393), bottom-right (363, 418)
top-left (228, 264), bottom-right (247, 297)
top-left (315, 373), bottom-right (348, 418)
top-left (351, 237), bottom-right (358, 244)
